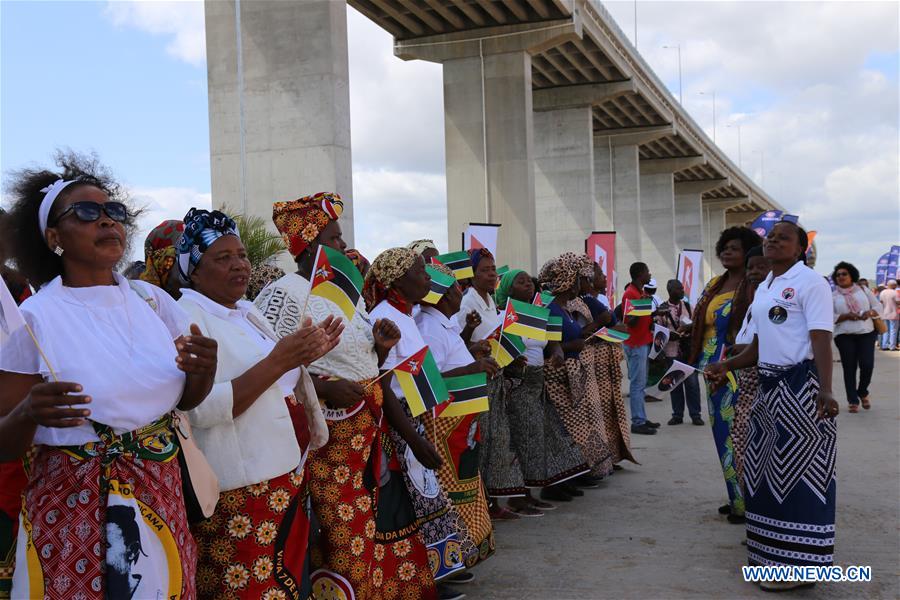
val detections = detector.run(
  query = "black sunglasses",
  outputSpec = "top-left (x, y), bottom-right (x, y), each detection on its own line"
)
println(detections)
top-left (51, 201), bottom-right (129, 226)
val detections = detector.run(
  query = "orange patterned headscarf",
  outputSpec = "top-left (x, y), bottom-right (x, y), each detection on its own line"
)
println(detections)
top-left (272, 192), bottom-right (344, 258)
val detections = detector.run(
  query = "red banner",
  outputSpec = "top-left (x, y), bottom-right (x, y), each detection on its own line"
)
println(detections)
top-left (586, 231), bottom-right (617, 307)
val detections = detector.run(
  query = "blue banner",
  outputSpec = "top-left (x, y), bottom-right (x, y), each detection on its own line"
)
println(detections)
top-left (750, 210), bottom-right (783, 238)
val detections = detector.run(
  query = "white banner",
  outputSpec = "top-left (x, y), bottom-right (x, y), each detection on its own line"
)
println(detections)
top-left (676, 249), bottom-right (704, 308)
top-left (464, 223), bottom-right (500, 257)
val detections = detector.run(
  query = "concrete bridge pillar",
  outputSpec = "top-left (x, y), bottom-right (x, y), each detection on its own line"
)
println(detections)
top-left (702, 199), bottom-right (744, 281)
top-left (674, 180), bottom-right (727, 282)
top-left (205, 0), bottom-right (353, 242)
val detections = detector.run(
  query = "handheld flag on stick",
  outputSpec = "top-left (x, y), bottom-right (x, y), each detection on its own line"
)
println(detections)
top-left (502, 298), bottom-right (550, 341)
top-left (532, 291), bottom-right (555, 307)
top-left (645, 360), bottom-right (696, 396)
top-left (486, 325), bottom-right (526, 367)
top-left (623, 297), bottom-right (653, 317)
top-left (546, 316), bottom-right (562, 342)
top-left (715, 344), bottom-right (738, 389)
top-left (434, 251), bottom-right (474, 280)
top-left (422, 266), bottom-right (457, 305)
top-left (392, 346), bottom-right (450, 417)
top-left (494, 265), bottom-right (509, 289)
top-left (440, 373), bottom-right (490, 417)
top-left (309, 245), bottom-right (364, 322)
top-left (0, 281), bottom-right (58, 381)
top-left (594, 327), bottom-right (630, 343)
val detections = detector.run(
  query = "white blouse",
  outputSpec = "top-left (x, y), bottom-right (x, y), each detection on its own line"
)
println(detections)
top-left (370, 300), bottom-right (426, 400)
top-left (255, 272), bottom-right (379, 381)
top-left (0, 274), bottom-right (188, 446)
top-left (416, 306), bottom-right (474, 372)
top-left (832, 286), bottom-right (882, 337)
top-left (455, 287), bottom-right (499, 342)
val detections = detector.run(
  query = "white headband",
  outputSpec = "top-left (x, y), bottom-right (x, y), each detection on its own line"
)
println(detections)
top-left (38, 179), bottom-right (79, 238)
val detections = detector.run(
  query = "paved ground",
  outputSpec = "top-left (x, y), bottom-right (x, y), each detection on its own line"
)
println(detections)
top-left (464, 350), bottom-right (899, 599)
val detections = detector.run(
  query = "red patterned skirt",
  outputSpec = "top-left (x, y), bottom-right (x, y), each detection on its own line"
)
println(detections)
top-left (13, 418), bottom-right (196, 599)
top-left (193, 469), bottom-right (308, 599)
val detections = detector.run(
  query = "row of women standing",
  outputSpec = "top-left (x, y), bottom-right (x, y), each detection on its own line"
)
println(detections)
top-left (0, 154), bottom-right (638, 599)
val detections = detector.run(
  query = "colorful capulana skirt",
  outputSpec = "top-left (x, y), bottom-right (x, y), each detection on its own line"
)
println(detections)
top-left (744, 360), bottom-right (836, 567)
top-left (477, 376), bottom-right (527, 497)
top-left (699, 345), bottom-right (744, 516)
top-left (581, 342), bottom-right (637, 465)
top-left (545, 357), bottom-right (614, 477)
top-left (0, 460), bottom-right (27, 600)
top-left (504, 365), bottom-right (589, 487)
top-left (421, 411), bottom-right (494, 569)
top-left (733, 367), bottom-right (759, 492)
top-left (193, 469), bottom-right (308, 600)
top-left (13, 418), bottom-right (196, 599)
top-left (388, 404), bottom-right (471, 581)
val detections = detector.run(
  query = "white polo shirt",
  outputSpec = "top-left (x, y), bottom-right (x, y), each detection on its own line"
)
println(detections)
top-left (747, 261), bottom-right (833, 366)
top-left (370, 300), bottom-right (427, 400)
top-left (455, 287), bottom-right (500, 341)
top-left (415, 306), bottom-right (474, 372)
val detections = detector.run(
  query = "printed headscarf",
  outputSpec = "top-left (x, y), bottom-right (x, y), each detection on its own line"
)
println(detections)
top-left (495, 268), bottom-right (525, 309)
top-left (541, 252), bottom-right (581, 294)
top-left (345, 248), bottom-right (371, 278)
top-left (246, 262), bottom-right (285, 301)
top-left (363, 247), bottom-right (417, 312)
top-left (272, 192), bottom-right (344, 258)
top-left (177, 208), bottom-right (240, 279)
top-left (467, 247), bottom-right (494, 271)
top-left (407, 239), bottom-right (438, 255)
top-left (577, 254), bottom-right (595, 279)
top-left (140, 219), bottom-right (184, 288)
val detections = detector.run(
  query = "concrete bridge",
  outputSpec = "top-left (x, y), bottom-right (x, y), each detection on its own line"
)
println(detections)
top-left (205, 0), bottom-right (784, 283)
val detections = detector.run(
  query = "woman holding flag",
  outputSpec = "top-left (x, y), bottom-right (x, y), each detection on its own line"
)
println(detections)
top-left (0, 154), bottom-right (217, 599)
top-left (539, 253), bottom-right (614, 499)
top-left (364, 247), bottom-right (473, 594)
top-left (688, 226), bottom-right (762, 524)
top-left (495, 268), bottom-right (590, 513)
top-left (256, 194), bottom-right (438, 599)
top-left (416, 261), bottom-right (498, 576)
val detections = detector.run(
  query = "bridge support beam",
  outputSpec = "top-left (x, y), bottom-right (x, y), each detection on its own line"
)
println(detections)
top-left (639, 170), bottom-right (677, 284)
top-left (533, 106), bottom-right (595, 269)
top-left (593, 140), bottom-right (641, 287)
top-left (675, 180), bottom-right (726, 282)
top-left (205, 0), bottom-right (353, 243)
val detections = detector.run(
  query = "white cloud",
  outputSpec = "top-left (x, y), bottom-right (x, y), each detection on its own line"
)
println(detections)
top-left (129, 186), bottom-right (211, 260)
top-left (103, 0), bottom-right (206, 66)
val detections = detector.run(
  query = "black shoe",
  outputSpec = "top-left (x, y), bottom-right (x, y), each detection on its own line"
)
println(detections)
top-left (718, 504), bottom-right (731, 515)
top-left (574, 474), bottom-right (602, 489)
top-left (438, 585), bottom-right (466, 600)
top-left (691, 416), bottom-right (705, 426)
top-left (727, 513), bottom-right (746, 525)
top-left (667, 417), bottom-right (683, 425)
top-left (613, 464), bottom-right (624, 471)
top-left (631, 423), bottom-right (657, 435)
top-left (540, 486), bottom-right (573, 502)
top-left (645, 420), bottom-right (660, 428)
top-left (561, 483), bottom-right (584, 496)
top-left (446, 571), bottom-right (475, 584)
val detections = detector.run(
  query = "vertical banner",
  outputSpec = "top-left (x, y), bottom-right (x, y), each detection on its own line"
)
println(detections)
top-left (586, 231), bottom-right (617, 307)
top-left (750, 210), bottom-right (783, 238)
top-left (677, 249), bottom-right (704, 308)
top-left (889, 245), bottom-right (900, 282)
top-left (876, 252), bottom-right (890, 286)
top-left (463, 223), bottom-right (501, 258)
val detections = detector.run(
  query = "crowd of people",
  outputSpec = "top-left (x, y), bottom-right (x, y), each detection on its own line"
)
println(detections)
top-left (0, 152), bottom-right (883, 597)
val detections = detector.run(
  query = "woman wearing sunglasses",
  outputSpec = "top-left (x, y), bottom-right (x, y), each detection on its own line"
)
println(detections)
top-left (831, 261), bottom-right (882, 412)
top-left (0, 152), bottom-right (217, 599)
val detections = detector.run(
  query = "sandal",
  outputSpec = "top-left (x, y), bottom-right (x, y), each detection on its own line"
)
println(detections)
top-left (489, 506), bottom-right (521, 521)
top-left (508, 506), bottom-right (544, 518)
top-left (848, 404), bottom-right (859, 413)
top-left (861, 396), bottom-right (871, 410)
top-left (528, 499), bottom-right (557, 511)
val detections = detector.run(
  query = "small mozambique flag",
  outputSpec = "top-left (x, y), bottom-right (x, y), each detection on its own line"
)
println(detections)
top-left (532, 291), bottom-right (555, 307)
top-left (546, 316), bottom-right (563, 342)
top-left (486, 325), bottom-right (526, 368)
top-left (422, 266), bottom-right (456, 305)
top-left (440, 373), bottom-right (489, 417)
top-left (392, 346), bottom-right (450, 417)
top-left (594, 327), bottom-right (630, 343)
top-left (494, 265), bottom-right (510, 289)
top-left (715, 344), bottom-right (738, 389)
top-left (310, 245), bottom-right (364, 321)
top-left (502, 298), bottom-right (550, 341)
top-left (435, 251), bottom-right (474, 280)
top-left (623, 297), bottom-right (653, 317)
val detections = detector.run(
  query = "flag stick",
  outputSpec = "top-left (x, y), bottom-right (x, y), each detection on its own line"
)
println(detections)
top-left (298, 245), bottom-right (323, 324)
top-left (24, 322), bottom-right (58, 382)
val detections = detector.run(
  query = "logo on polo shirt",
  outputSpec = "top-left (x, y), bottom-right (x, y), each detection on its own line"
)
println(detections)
top-left (768, 306), bottom-right (788, 325)
top-left (782, 288), bottom-right (795, 300)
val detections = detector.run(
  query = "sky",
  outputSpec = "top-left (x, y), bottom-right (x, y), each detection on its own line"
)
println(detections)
top-left (1, 1), bottom-right (898, 278)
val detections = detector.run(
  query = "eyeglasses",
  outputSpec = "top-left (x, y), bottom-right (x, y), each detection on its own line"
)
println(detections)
top-left (51, 201), bottom-right (129, 226)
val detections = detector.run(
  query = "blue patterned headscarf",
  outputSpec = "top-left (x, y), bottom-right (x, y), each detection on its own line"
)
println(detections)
top-left (177, 207), bottom-right (240, 279)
